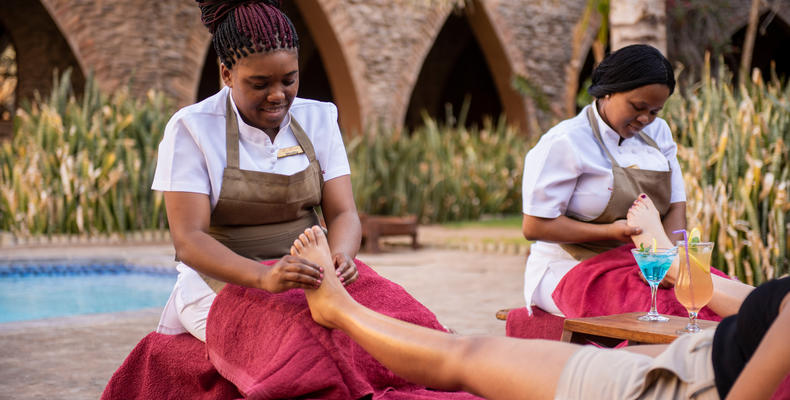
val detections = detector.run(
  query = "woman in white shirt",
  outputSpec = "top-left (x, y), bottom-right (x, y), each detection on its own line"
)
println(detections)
top-left (153, 0), bottom-right (361, 342)
top-left (521, 44), bottom-right (686, 316)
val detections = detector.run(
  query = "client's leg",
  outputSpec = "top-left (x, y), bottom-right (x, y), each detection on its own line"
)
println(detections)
top-left (627, 194), bottom-right (754, 317)
top-left (292, 226), bottom-right (579, 400)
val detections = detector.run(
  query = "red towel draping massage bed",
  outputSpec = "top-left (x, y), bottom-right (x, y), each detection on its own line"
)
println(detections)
top-left (102, 260), bottom-right (482, 399)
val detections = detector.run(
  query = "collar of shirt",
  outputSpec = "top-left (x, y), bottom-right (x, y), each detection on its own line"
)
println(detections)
top-left (591, 99), bottom-right (628, 148)
top-left (228, 89), bottom-right (292, 147)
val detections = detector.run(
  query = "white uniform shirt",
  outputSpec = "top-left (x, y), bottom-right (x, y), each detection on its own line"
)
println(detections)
top-left (152, 86), bottom-right (351, 335)
top-left (521, 102), bottom-right (685, 315)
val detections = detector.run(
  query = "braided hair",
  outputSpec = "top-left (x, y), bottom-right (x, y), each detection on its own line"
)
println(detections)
top-left (588, 44), bottom-right (675, 98)
top-left (197, 0), bottom-right (299, 69)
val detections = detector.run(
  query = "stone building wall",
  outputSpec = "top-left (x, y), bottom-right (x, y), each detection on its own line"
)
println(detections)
top-left (37, 0), bottom-right (210, 108)
top-left (2, 0), bottom-right (788, 138)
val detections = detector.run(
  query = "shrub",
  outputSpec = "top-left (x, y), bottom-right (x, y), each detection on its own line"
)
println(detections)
top-left (665, 60), bottom-right (790, 284)
top-left (348, 114), bottom-right (529, 223)
top-left (0, 70), bottom-right (172, 236)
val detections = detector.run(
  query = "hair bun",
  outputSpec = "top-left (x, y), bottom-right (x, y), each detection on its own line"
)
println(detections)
top-left (196, 0), bottom-right (282, 33)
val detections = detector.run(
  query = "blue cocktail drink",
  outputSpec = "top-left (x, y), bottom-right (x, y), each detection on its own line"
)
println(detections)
top-left (631, 247), bottom-right (678, 322)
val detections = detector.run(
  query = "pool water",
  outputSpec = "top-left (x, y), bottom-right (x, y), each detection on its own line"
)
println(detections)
top-left (0, 262), bottom-right (176, 323)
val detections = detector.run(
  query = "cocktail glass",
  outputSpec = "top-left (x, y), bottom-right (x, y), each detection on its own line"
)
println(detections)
top-left (674, 241), bottom-right (714, 333)
top-left (631, 247), bottom-right (678, 322)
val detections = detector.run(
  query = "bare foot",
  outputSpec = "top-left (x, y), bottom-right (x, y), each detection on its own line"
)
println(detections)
top-left (291, 225), bottom-right (353, 329)
top-left (627, 194), bottom-right (673, 249)
top-left (627, 194), bottom-right (679, 283)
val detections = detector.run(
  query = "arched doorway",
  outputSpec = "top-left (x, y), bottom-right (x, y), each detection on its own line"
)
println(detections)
top-left (0, 0), bottom-right (85, 110)
top-left (196, 44), bottom-right (220, 103)
top-left (726, 12), bottom-right (790, 83)
top-left (0, 23), bottom-right (17, 139)
top-left (283, 3), bottom-right (334, 104)
top-left (405, 12), bottom-right (502, 131)
top-left (575, 49), bottom-right (597, 113)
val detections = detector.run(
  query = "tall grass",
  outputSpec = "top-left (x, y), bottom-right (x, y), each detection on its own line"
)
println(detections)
top-left (665, 59), bottom-right (790, 284)
top-left (0, 70), bottom-right (172, 237)
top-left (348, 110), bottom-right (528, 223)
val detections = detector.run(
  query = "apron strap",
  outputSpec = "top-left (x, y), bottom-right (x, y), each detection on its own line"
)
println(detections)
top-left (225, 94), bottom-right (241, 169)
top-left (289, 115), bottom-right (324, 190)
top-left (636, 131), bottom-right (671, 170)
top-left (586, 105), bottom-right (620, 168)
top-left (289, 116), bottom-right (318, 163)
top-left (586, 103), bottom-right (669, 169)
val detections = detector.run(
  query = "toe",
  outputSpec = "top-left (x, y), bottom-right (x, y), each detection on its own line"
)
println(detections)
top-left (304, 226), bottom-right (316, 245)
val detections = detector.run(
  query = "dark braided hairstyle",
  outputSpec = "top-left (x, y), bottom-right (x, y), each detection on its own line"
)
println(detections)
top-left (588, 44), bottom-right (675, 98)
top-left (196, 0), bottom-right (299, 69)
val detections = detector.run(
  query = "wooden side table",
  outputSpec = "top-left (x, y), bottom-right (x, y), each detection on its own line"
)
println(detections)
top-left (561, 312), bottom-right (719, 346)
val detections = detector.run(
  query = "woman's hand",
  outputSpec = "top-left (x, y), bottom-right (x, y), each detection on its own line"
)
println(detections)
top-left (260, 255), bottom-right (324, 293)
top-left (608, 219), bottom-right (642, 242)
top-left (333, 252), bottom-right (359, 285)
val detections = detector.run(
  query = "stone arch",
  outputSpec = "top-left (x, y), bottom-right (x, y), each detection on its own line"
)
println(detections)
top-left (726, 12), bottom-right (790, 82)
top-left (574, 49), bottom-right (597, 111)
top-left (404, 1), bottom-right (527, 131)
top-left (294, 0), bottom-right (365, 135)
top-left (195, 42), bottom-right (221, 103)
top-left (283, 3), bottom-right (334, 104)
top-left (0, 24), bottom-right (16, 139)
top-left (404, 11), bottom-right (502, 130)
top-left (39, 0), bottom-right (209, 109)
top-left (0, 0), bottom-right (86, 106)
top-left (464, 0), bottom-right (528, 131)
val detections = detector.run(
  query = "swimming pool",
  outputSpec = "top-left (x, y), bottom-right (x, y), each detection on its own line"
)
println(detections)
top-left (0, 260), bottom-right (176, 323)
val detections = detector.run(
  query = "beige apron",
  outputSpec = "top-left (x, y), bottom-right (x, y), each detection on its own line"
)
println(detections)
top-left (559, 105), bottom-right (672, 261)
top-left (198, 94), bottom-right (324, 293)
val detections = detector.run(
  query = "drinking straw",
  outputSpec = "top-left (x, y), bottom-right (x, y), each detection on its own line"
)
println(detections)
top-left (673, 229), bottom-right (695, 306)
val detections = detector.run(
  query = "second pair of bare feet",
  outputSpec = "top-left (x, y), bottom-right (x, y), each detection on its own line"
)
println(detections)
top-left (627, 193), bottom-right (679, 284)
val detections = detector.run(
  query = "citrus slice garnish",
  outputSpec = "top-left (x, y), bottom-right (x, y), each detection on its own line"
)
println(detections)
top-left (652, 238), bottom-right (658, 252)
top-left (689, 227), bottom-right (702, 244)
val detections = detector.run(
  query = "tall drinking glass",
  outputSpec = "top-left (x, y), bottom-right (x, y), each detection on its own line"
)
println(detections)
top-left (674, 241), bottom-right (714, 333)
top-left (631, 247), bottom-right (678, 322)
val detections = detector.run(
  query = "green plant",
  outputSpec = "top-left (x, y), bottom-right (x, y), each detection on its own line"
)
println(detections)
top-left (348, 114), bottom-right (530, 224)
top-left (665, 57), bottom-right (790, 284)
top-left (0, 69), bottom-right (173, 236)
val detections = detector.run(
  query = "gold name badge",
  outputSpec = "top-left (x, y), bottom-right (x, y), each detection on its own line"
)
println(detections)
top-left (277, 145), bottom-right (305, 158)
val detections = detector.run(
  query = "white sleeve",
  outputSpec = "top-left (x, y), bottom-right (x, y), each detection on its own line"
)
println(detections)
top-left (151, 115), bottom-right (211, 194)
top-left (655, 119), bottom-right (686, 203)
top-left (320, 103), bottom-right (351, 182)
top-left (521, 135), bottom-right (582, 218)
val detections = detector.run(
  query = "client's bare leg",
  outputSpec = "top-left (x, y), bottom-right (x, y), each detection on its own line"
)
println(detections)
top-left (293, 226), bottom-right (580, 400)
top-left (626, 195), bottom-right (754, 317)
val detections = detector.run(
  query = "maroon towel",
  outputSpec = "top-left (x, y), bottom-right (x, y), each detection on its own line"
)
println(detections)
top-left (101, 332), bottom-right (242, 400)
top-left (506, 244), bottom-right (728, 340)
top-left (772, 374), bottom-right (790, 400)
top-left (552, 244), bottom-right (726, 321)
top-left (505, 306), bottom-right (565, 340)
top-left (205, 259), bottom-right (482, 400)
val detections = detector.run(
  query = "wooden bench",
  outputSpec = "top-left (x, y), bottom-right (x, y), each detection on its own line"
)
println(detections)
top-left (360, 214), bottom-right (419, 253)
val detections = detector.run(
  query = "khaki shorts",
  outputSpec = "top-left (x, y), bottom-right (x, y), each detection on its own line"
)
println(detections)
top-left (556, 329), bottom-right (719, 400)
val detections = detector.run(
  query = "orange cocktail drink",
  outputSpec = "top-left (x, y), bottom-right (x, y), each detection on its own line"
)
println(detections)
top-left (674, 241), bottom-right (714, 333)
